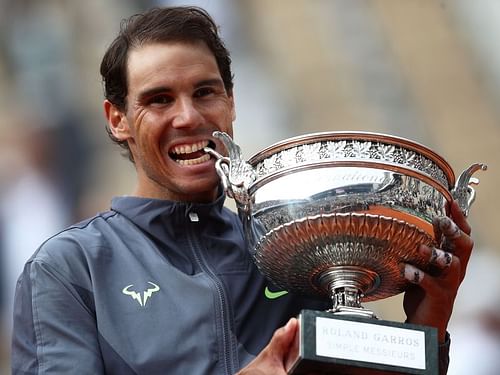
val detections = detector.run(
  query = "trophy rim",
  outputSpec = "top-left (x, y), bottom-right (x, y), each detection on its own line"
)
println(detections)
top-left (247, 131), bottom-right (456, 188)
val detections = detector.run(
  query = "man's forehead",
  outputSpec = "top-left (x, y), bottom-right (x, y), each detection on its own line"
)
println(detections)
top-left (125, 41), bottom-right (223, 97)
top-left (126, 41), bottom-right (218, 78)
top-left (127, 40), bottom-right (213, 64)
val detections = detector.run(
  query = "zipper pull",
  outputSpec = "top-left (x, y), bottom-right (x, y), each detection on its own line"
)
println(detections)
top-left (189, 212), bottom-right (199, 222)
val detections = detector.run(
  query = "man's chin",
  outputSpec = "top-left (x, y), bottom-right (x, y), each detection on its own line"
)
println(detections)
top-left (175, 181), bottom-right (220, 202)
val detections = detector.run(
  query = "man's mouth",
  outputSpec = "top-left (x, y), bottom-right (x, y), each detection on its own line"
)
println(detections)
top-left (169, 140), bottom-right (216, 166)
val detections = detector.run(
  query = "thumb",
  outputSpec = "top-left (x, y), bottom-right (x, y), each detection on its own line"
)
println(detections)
top-left (267, 318), bottom-right (298, 359)
top-left (236, 318), bottom-right (299, 375)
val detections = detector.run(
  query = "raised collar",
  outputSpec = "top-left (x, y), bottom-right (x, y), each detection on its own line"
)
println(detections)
top-left (110, 191), bottom-right (228, 230)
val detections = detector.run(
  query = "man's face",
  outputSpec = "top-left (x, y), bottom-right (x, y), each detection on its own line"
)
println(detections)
top-left (107, 41), bottom-right (235, 202)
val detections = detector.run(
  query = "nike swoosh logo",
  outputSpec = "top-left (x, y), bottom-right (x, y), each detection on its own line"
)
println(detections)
top-left (265, 286), bottom-right (289, 299)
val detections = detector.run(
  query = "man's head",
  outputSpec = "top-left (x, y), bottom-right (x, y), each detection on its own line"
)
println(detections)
top-left (100, 6), bottom-right (234, 161)
top-left (101, 6), bottom-right (236, 202)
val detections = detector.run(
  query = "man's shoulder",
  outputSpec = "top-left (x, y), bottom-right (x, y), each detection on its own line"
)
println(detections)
top-left (30, 209), bottom-right (123, 264)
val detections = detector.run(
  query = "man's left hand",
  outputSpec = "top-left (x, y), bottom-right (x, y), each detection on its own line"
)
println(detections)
top-left (402, 200), bottom-right (474, 342)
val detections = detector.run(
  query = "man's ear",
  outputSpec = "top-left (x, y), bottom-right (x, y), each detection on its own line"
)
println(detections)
top-left (229, 93), bottom-right (236, 122)
top-left (104, 100), bottom-right (131, 141)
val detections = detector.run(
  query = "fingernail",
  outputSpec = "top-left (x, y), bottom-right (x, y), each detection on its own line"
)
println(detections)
top-left (438, 217), bottom-right (461, 239)
top-left (404, 264), bottom-right (423, 284)
top-left (430, 247), bottom-right (439, 263)
top-left (434, 249), bottom-right (453, 267)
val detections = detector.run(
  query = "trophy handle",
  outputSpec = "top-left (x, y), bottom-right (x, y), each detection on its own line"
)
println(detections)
top-left (206, 131), bottom-right (256, 208)
top-left (451, 163), bottom-right (487, 217)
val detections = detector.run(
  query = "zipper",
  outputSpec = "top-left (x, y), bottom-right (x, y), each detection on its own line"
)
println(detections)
top-left (186, 212), bottom-right (236, 375)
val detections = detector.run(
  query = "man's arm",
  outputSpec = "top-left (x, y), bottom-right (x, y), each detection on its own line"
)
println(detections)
top-left (12, 259), bottom-right (105, 374)
top-left (403, 200), bottom-right (474, 374)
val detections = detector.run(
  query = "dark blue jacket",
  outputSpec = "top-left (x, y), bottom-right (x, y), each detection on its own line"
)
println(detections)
top-left (12, 194), bottom-right (327, 374)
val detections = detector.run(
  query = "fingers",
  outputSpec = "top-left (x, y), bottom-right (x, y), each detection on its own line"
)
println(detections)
top-left (401, 201), bottom-right (474, 343)
top-left (403, 264), bottom-right (426, 285)
top-left (425, 245), bottom-right (453, 269)
top-left (404, 244), bottom-right (460, 286)
top-left (236, 318), bottom-right (297, 375)
top-left (403, 260), bottom-right (459, 294)
top-left (433, 203), bottom-right (474, 277)
top-left (258, 318), bottom-right (298, 366)
top-left (433, 216), bottom-right (458, 251)
top-left (269, 318), bottom-right (298, 358)
top-left (404, 199), bottom-right (474, 284)
top-left (449, 200), bottom-right (471, 236)
top-left (402, 263), bottom-right (452, 342)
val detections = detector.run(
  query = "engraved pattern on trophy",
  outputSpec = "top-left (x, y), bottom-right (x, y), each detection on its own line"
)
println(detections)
top-left (253, 139), bottom-right (449, 189)
top-left (253, 213), bottom-right (434, 303)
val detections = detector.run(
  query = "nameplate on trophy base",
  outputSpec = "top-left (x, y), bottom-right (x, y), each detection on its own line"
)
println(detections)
top-left (285, 310), bottom-right (438, 375)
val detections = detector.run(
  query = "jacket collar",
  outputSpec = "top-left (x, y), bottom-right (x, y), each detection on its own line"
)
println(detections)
top-left (109, 191), bottom-right (233, 275)
top-left (110, 190), bottom-right (227, 230)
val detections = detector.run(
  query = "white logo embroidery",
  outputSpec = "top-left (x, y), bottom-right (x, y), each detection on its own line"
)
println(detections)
top-left (122, 282), bottom-right (160, 307)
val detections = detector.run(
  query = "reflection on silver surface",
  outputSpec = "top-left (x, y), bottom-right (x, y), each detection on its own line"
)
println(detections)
top-left (251, 168), bottom-right (445, 238)
top-left (210, 131), bottom-right (486, 314)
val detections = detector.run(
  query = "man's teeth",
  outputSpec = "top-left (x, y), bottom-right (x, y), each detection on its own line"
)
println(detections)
top-left (171, 140), bottom-right (209, 155)
top-left (170, 140), bottom-right (212, 165)
top-left (176, 154), bottom-right (211, 165)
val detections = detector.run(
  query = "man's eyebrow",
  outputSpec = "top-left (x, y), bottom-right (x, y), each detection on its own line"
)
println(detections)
top-left (137, 86), bottom-right (172, 101)
top-left (195, 78), bottom-right (224, 88)
top-left (137, 78), bottom-right (225, 101)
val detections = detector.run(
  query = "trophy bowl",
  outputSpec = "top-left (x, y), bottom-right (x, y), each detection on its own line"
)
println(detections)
top-left (207, 131), bottom-right (486, 316)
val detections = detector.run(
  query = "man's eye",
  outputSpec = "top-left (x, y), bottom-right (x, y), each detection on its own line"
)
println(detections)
top-left (194, 87), bottom-right (214, 98)
top-left (148, 95), bottom-right (172, 105)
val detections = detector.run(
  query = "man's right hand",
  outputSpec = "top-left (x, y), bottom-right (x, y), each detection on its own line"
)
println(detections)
top-left (236, 318), bottom-right (298, 375)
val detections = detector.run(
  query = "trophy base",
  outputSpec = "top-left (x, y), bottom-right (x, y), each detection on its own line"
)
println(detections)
top-left (285, 310), bottom-right (438, 375)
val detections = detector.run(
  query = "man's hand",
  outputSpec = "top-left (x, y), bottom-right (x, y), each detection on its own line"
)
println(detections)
top-left (236, 318), bottom-right (298, 375)
top-left (402, 200), bottom-right (474, 342)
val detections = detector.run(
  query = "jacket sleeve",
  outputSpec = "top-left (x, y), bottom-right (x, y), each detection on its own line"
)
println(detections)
top-left (439, 332), bottom-right (451, 375)
top-left (11, 259), bottom-right (105, 374)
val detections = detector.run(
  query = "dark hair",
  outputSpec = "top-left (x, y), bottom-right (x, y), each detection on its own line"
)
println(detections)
top-left (100, 6), bottom-right (234, 160)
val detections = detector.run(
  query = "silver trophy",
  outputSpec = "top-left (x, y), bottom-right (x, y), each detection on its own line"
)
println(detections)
top-left (206, 131), bottom-right (486, 374)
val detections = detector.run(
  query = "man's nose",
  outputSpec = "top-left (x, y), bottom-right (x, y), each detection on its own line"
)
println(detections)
top-left (171, 97), bottom-right (203, 128)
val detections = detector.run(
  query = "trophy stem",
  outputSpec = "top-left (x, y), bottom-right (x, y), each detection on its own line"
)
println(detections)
top-left (316, 266), bottom-right (380, 319)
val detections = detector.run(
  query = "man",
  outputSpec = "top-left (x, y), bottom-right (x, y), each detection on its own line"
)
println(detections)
top-left (12, 6), bottom-right (473, 375)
